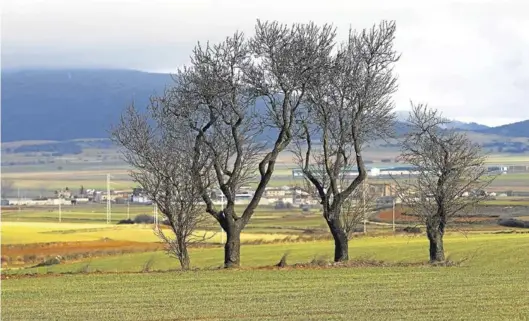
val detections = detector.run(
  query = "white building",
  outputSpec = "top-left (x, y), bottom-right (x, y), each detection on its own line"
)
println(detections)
top-left (132, 195), bottom-right (152, 204)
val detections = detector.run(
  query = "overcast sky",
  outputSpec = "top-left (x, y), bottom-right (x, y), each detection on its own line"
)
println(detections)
top-left (3, 0), bottom-right (529, 125)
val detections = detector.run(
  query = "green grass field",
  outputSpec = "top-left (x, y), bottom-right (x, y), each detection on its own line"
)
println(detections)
top-left (1, 203), bottom-right (330, 233)
top-left (3, 150), bottom-right (529, 195)
top-left (481, 199), bottom-right (529, 206)
top-left (2, 233), bottom-right (529, 320)
top-left (2, 153), bottom-right (529, 320)
top-left (5, 232), bottom-right (527, 274)
top-left (485, 154), bottom-right (529, 164)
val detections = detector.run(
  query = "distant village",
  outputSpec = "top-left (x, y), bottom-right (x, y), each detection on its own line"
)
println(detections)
top-left (2, 164), bottom-right (518, 208)
top-left (3, 181), bottom-right (402, 209)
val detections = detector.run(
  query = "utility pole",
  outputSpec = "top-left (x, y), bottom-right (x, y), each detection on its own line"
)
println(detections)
top-left (106, 174), bottom-right (111, 224)
top-left (392, 197), bottom-right (396, 233)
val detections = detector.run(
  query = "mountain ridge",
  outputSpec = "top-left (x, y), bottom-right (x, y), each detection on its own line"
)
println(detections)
top-left (2, 69), bottom-right (527, 142)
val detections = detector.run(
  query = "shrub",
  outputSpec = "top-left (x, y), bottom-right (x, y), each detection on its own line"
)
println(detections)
top-left (498, 218), bottom-right (529, 228)
top-left (34, 255), bottom-right (62, 267)
top-left (401, 226), bottom-right (422, 234)
top-left (133, 214), bottom-right (155, 224)
top-left (276, 252), bottom-right (289, 268)
top-left (1, 256), bottom-right (10, 265)
top-left (310, 256), bottom-right (330, 267)
top-left (78, 262), bottom-right (91, 273)
top-left (142, 256), bottom-right (156, 272)
top-left (23, 254), bottom-right (37, 264)
top-left (275, 201), bottom-right (293, 209)
top-left (351, 227), bottom-right (364, 233)
top-left (117, 218), bottom-right (134, 225)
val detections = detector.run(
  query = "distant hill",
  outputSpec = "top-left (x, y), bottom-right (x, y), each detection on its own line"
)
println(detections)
top-left (476, 120), bottom-right (529, 137)
top-left (1, 69), bottom-right (172, 142)
top-left (395, 110), bottom-right (490, 131)
top-left (444, 121), bottom-right (490, 131)
top-left (2, 69), bottom-right (528, 144)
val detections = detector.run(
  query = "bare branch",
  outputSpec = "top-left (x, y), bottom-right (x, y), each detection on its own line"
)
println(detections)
top-left (291, 20), bottom-right (400, 262)
top-left (393, 102), bottom-right (497, 263)
top-left (110, 98), bottom-right (209, 270)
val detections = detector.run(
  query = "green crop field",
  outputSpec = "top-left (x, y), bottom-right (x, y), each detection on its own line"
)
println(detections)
top-left (4, 151), bottom-right (529, 194)
top-left (492, 173), bottom-right (529, 182)
top-left (2, 151), bottom-right (529, 321)
top-left (480, 199), bottom-right (529, 206)
top-left (4, 232), bottom-right (527, 274)
top-left (484, 154), bottom-right (529, 164)
top-left (2, 233), bottom-right (529, 320)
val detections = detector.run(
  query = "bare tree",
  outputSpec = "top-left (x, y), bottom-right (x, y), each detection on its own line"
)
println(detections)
top-left (155, 21), bottom-right (336, 268)
top-left (1, 179), bottom-right (15, 199)
top-left (292, 20), bottom-right (399, 262)
top-left (111, 104), bottom-right (211, 270)
top-left (395, 103), bottom-right (495, 263)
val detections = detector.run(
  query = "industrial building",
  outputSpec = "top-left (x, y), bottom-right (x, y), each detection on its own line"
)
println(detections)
top-left (291, 166), bottom-right (419, 178)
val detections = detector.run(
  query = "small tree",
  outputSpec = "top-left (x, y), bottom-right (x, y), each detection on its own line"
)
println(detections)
top-left (111, 105), bottom-right (211, 270)
top-left (293, 20), bottom-right (399, 261)
top-left (395, 103), bottom-right (495, 263)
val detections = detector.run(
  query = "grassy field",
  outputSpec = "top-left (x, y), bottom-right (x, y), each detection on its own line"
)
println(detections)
top-left (2, 153), bottom-right (529, 320)
top-left (4, 232), bottom-right (527, 274)
top-left (6, 169), bottom-right (529, 194)
top-left (480, 199), bottom-right (529, 206)
top-left (2, 203), bottom-right (529, 321)
top-left (0, 203), bottom-right (330, 232)
top-left (2, 233), bottom-right (529, 320)
top-left (485, 154), bottom-right (529, 164)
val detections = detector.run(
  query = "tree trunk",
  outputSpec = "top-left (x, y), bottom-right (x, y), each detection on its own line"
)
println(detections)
top-left (224, 227), bottom-right (241, 268)
top-left (426, 227), bottom-right (445, 263)
top-left (177, 240), bottom-right (190, 270)
top-left (326, 215), bottom-right (349, 262)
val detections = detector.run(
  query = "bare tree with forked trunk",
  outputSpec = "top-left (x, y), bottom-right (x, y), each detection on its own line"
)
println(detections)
top-left (143, 20), bottom-right (336, 268)
top-left (111, 104), bottom-right (212, 270)
top-left (292, 20), bottom-right (400, 262)
top-left (394, 103), bottom-right (495, 263)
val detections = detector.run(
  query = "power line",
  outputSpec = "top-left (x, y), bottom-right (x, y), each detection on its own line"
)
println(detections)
top-left (106, 174), bottom-right (111, 224)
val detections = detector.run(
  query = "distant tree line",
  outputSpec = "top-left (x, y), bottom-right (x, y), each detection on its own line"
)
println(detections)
top-left (482, 141), bottom-right (529, 154)
top-left (8, 142), bottom-right (83, 155)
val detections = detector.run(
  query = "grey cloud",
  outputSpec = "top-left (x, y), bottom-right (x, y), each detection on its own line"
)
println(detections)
top-left (2, 0), bottom-right (528, 124)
